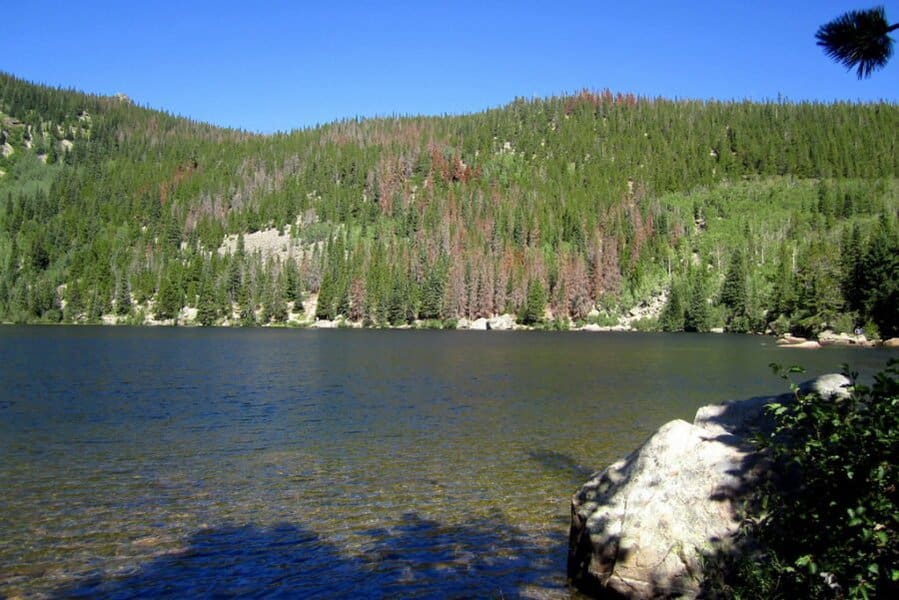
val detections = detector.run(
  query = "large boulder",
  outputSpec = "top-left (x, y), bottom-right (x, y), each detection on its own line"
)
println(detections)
top-left (568, 374), bottom-right (851, 598)
top-left (488, 314), bottom-right (517, 330)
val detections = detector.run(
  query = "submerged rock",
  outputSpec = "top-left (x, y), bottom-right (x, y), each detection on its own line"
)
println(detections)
top-left (568, 374), bottom-right (850, 598)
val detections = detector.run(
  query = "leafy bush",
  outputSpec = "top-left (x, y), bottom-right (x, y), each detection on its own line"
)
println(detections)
top-left (415, 319), bottom-right (444, 329)
top-left (829, 311), bottom-right (860, 335)
top-left (542, 317), bottom-right (570, 331)
top-left (582, 312), bottom-right (621, 327)
top-left (769, 313), bottom-right (793, 336)
top-left (725, 361), bottom-right (899, 598)
top-left (629, 316), bottom-right (659, 332)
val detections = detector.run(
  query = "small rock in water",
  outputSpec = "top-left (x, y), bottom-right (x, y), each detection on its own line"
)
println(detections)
top-left (132, 535), bottom-right (161, 547)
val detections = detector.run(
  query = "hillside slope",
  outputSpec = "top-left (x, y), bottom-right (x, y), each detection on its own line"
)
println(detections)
top-left (1, 73), bottom-right (897, 336)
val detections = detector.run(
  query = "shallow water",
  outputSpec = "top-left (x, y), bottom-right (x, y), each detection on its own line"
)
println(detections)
top-left (1, 327), bottom-right (894, 598)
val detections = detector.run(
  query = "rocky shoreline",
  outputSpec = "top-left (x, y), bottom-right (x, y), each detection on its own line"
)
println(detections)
top-left (775, 330), bottom-right (899, 349)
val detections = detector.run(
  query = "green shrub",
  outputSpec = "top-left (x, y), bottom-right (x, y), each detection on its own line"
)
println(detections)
top-left (630, 317), bottom-right (659, 332)
top-left (769, 313), bottom-right (792, 336)
top-left (723, 361), bottom-right (899, 598)
top-left (584, 312), bottom-right (621, 327)
top-left (829, 311), bottom-right (859, 335)
top-left (545, 317), bottom-right (570, 331)
top-left (862, 320), bottom-right (882, 341)
top-left (416, 319), bottom-right (444, 329)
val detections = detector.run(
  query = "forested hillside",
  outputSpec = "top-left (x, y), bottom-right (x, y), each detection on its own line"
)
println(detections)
top-left (1, 73), bottom-right (897, 336)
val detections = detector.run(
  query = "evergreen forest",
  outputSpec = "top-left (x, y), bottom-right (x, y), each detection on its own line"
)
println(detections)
top-left (1, 72), bottom-right (897, 336)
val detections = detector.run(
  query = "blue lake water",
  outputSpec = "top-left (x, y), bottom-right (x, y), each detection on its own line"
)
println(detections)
top-left (1, 326), bottom-right (894, 598)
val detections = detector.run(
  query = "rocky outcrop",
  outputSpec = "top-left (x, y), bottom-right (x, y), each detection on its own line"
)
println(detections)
top-left (818, 330), bottom-right (875, 347)
top-left (884, 337), bottom-right (899, 348)
top-left (457, 314), bottom-right (517, 330)
top-left (568, 374), bottom-right (851, 598)
top-left (488, 314), bottom-right (516, 330)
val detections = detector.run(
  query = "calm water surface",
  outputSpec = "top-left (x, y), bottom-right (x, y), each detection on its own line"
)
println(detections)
top-left (1, 327), bottom-right (894, 598)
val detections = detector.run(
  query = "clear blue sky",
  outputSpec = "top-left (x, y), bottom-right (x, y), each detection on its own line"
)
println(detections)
top-left (2, 1), bottom-right (897, 133)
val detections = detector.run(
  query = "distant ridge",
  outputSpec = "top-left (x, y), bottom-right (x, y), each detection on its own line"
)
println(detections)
top-left (0, 71), bottom-right (896, 337)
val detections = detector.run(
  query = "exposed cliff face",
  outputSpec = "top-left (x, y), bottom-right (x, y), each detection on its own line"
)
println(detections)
top-left (568, 374), bottom-right (851, 598)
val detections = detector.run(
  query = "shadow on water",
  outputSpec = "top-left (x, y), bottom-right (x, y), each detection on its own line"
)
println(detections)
top-left (53, 512), bottom-right (567, 599)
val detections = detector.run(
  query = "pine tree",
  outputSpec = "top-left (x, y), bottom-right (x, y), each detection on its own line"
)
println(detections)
top-left (216, 278), bottom-right (233, 321)
top-left (860, 220), bottom-right (899, 337)
top-left (86, 289), bottom-right (103, 323)
top-left (115, 273), bottom-right (131, 316)
top-left (196, 276), bottom-right (218, 326)
top-left (420, 259), bottom-right (447, 320)
top-left (155, 272), bottom-right (182, 321)
top-left (841, 224), bottom-right (864, 313)
top-left (795, 239), bottom-right (844, 332)
top-left (387, 276), bottom-right (411, 325)
top-left (227, 255), bottom-right (242, 302)
top-left (283, 257), bottom-right (301, 303)
top-left (316, 270), bottom-right (334, 320)
top-left (263, 273), bottom-right (288, 323)
top-left (684, 271), bottom-right (709, 333)
top-left (520, 278), bottom-right (546, 325)
top-left (720, 248), bottom-right (749, 332)
top-left (64, 281), bottom-right (82, 322)
top-left (659, 285), bottom-right (685, 332)
top-left (771, 242), bottom-right (797, 318)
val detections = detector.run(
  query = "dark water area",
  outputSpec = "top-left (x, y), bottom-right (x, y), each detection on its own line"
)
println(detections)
top-left (1, 326), bottom-right (894, 598)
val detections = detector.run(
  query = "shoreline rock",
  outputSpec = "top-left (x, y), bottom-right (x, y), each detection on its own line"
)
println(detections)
top-left (568, 374), bottom-right (850, 598)
top-left (775, 334), bottom-right (821, 349)
top-left (817, 329), bottom-right (875, 347)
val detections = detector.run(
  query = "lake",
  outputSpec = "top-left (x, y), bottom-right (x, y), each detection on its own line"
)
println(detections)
top-left (1, 326), bottom-right (894, 598)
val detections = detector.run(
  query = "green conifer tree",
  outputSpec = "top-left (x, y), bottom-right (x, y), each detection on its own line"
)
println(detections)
top-left (520, 278), bottom-right (546, 325)
top-left (860, 220), bottom-right (899, 337)
top-left (841, 224), bottom-right (865, 314)
top-left (155, 270), bottom-right (182, 321)
top-left (420, 259), bottom-right (447, 320)
top-left (196, 276), bottom-right (218, 326)
top-left (659, 285), bottom-right (685, 332)
top-left (684, 271), bottom-right (710, 333)
top-left (720, 248), bottom-right (749, 332)
top-left (115, 273), bottom-right (131, 316)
